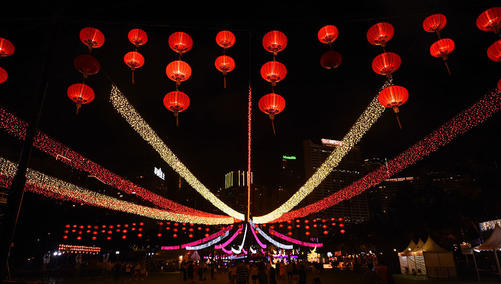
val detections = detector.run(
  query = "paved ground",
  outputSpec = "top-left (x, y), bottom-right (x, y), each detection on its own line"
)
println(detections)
top-left (47, 270), bottom-right (499, 284)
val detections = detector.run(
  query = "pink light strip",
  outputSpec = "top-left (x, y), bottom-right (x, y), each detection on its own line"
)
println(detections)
top-left (276, 89), bottom-right (501, 221)
top-left (215, 226), bottom-right (242, 249)
top-left (249, 223), bottom-right (267, 248)
top-left (0, 106), bottom-right (228, 219)
top-left (181, 226), bottom-right (232, 249)
top-left (161, 245), bottom-right (180, 250)
top-left (221, 247), bottom-right (233, 254)
top-left (269, 229), bottom-right (323, 248)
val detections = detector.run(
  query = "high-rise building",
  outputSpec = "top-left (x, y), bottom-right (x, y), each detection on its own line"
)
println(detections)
top-left (221, 170), bottom-right (253, 215)
top-left (302, 139), bottom-right (369, 223)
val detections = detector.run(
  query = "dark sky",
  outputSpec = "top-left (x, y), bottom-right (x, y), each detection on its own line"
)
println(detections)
top-left (1, 0), bottom-right (500, 216)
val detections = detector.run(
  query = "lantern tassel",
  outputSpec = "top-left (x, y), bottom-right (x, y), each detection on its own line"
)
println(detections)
top-left (224, 75), bottom-right (227, 89)
top-left (443, 59), bottom-right (452, 76)
top-left (435, 30), bottom-right (441, 40)
top-left (131, 70), bottom-right (135, 85)
top-left (174, 111), bottom-right (179, 127)
top-left (75, 103), bottom-right (82, 115)
top-left (393, 106), bottom-right (403, 129)
top-left (270, 115), bottom-right (276, 136)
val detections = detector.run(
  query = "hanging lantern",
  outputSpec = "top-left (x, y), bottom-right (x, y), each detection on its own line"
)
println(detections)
top-left (168, 32), bottom-right (193, 55)
top-left (430, 38), bottom-right (455, 75)
top-left (0, 37), bottom-right (15, 57)
top-left (128, 28), bottom-right (148, 47)
top-left (163, 90), bottom-right (190, 127)
top-left (367, 22), bottom-right (394, 48)
top-left (371, 52), bottom-right (401, 77)
top-left (73, 54), bottom-right (101, 78)
top-left (262, 30), bottom-right (287, 55)
top-left (320, 50), bottom-right (342, 69)
top-left (216, 30), bottom-right (236, 49)
top-left (378, 85), bottom-right (409, 129)
top-left (165, 60), bottom-right (192, 85)
top-left (79, 27), bottom-right (105, 52)
top-left (0, 67), bottom-right (7, 84)
top-left (487, 40), bottom-right (501, 62)
top-left (317, 25), bottom-right (339, 45)
top-left (497, 78), bottom-right (501, 92)
top-left (422, 14), bottom-right (447, 37)
top-left (215, 55), bottom-right (235, 88)
top-left (67, 83), bottom-right (95, 114)
top-left (260, 61), bottom-right (287, 86)
top-left (258, 93), bottom-right (286, 135)
top-left (476, 7), bottom-right (501, 33)
top-left (124, 51), bottom-right (145, 84)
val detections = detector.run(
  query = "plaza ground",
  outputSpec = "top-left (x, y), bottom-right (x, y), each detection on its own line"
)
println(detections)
top-left (48, 270), bottom-right (500, 284)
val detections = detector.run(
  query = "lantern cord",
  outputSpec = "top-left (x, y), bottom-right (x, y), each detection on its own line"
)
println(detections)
top-left (395, 112), bottom-right (403, 129)
top-left (224, 76), bottom-right (226, 89)
top-left (174, 111), bottom-right (179, 127)
top-left (131, 70), bottom-right (135, 85)
top-left (270, 115), bottom-right (276, 136)
top-left (75, 103), bottom-right (82, 115)
top-left (435, 30), bottom-right (441, 40)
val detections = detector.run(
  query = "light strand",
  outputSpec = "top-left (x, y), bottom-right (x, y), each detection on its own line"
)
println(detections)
top-left (109, 85), bottom-right (245, 220)
top-left (214, 226), bottom-right (243, 249)
top-left (253, 95), bottom-right (385, 223)
top-left (181, 226), bottom-right (232, 249)
top-left (0, 106), bottom-right (227, 219)
top-left (276, 89), bottom-right (501, 221)
top-left (186, 231), bottom-right (230, 250)
top-left (256, 227), bottom-right (293, 249)
top-left (0, 157), bottom-right (233, 225)
top-left (248, 220), bottom-right (267, 248)
top-left (269, 229), bottom-right (323, 248)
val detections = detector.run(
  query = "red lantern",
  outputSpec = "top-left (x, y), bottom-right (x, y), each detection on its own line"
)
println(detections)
top-left (138, 233), bottom-right (143, 237)
top-left (165, 60), bottom-right (192, 85)
top-left (378, 85), bottom-right (409, 129)
top-left (128, 28), bottom-right (148, 47)
top-left (157, 233), bottom-right (162, 237)
top-left (423, 14), bottom-right (447, 36)
top-left (79, 27), bottom-right (105, 52)
top-left (371, 52), bottom-right (401, 77)
top-left (124, 51), bottom-right (145, 84)
top-left (430, 38), bottom-right (455, 75)
top-left (260, 61), bottom-right (287, 86)
top-left (189, 234), bottom-right (193, 238)
top-left (287, 232), bottom-right (292, 236)
top-left (163, 90), bottom-right (190, 127)
top-left (476, 7), bottom-right (501, 33)
top-left (323, 230), bottom-right (329, 235)
top-left (67, 83), bottom-right (95, 114)
top-left (0, 67), bottom-right (8, 84)
top-left (367, 22), bottom-right (394, 47)
top-left (173, 234), bottom-right (178, 238)
top-left (259, 93), bottom-right (285, 135)
top-left (262, 30), bottom-right (287, 55)
top-left (340, 229), bottom-right (346, 234)
top-left (74, 54), bottom-right (101, 78)
top-left (320, 50), bottom-right (342, 70)
top-left (487, 40), bottom-right (501, 62)
top-left (318, 25), bottom-right (339, 45)
top-left (168, 32), bottom-right (193, 55)
top-left (0, 37), bottom-right (15, 57)
top-left (216, 31), bottom-right (236, 49)
top-left (305, 231), bottom-right (311, 236)
top-left (497, 78), bottom-right (501, 92)
top-left (215, 55), bottom-right (235, 88)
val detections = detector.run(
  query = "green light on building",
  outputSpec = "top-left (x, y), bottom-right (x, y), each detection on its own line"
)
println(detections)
top-left (282, 155), bottom-right (296, 160)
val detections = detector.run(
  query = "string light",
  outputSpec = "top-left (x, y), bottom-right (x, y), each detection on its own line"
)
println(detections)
top-left (186, 231), bottom-right (230, 250)
top-left (0, 157), bottom-right (233, 225)
top-left (256, 227), bottom-right (293, 249)
top-left (214, 226), bottom-right (243, 249)
top-left (268, 229), bottom-right (323, 248)
top-left (249, 220), bottom-right (267, 248)
top-left (253, 95), bottom-right (385, 223)
top-left (0, 106), bottom-right (227, 219)
top-left (109, 85), bottom-right (245, 221)
top-left (276, 88), bottom-right (501, 221)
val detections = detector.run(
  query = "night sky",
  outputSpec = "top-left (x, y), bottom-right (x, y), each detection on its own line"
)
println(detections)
top-left (1, 0), bottom-right (500, 218)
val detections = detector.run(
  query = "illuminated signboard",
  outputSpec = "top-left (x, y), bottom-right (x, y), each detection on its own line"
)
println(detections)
top-left (479, 219), bottom-right (501, 231)
top-left (321, 138), bottom-right (343, 147)
top-left (282, 155), bottom-right (296, 160)
top-left (154, 167), bottom-right (165, 180)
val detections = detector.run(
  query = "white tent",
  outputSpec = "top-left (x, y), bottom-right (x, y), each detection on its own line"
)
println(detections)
top-left (421, 236), bottom-right (456, 278)
top-left (398, 240), bottom-right (416, 274)
top-left (474, 224), bottom-right (501, 279)
top-left (409, 239), bottom-right (426, 275)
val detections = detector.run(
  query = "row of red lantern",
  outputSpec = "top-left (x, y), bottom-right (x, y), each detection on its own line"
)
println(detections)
top-left (0, 37), bottom-right (15, 84)
top-left (123, 28), bottom-right (147, 84)
top-left (259, 30), bottom-right (288, 135)
top-left (67, 27), bottom-right (106, 114)
top-left (163, 32), bottom-right (193, 127)
top-left (477, 7), bottom-right (501, 63)
top-left (64, 222), bottom-right (144, 229)
top-left (215, 30), bottom-right (236, 88)
top-left (366, 22), bottom-right (409, 130)
top-left (317, 25), bottom-right (343, 70)
top-left (422, 14), bottom-right (455, 75)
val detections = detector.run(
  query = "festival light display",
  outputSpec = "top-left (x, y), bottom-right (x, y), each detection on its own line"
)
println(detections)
top-left (110, 85), bottom-right (245, 220)
top-left (186, 232), bottom-right (230, 250)
top-left (58, 244), bottom-right (101, 254)
top-left (268, 229), bottom-right (323, 248)
top-left (275, 87), bottom-right (501, 221)
top-left (253, 95), bottom-right (385, 224)
top-left (0, 106), bottom-right (228, 219)
top-left (0, 157), bottom-right (233, 225)
top-left (256, 227), bottom-right (293, 249)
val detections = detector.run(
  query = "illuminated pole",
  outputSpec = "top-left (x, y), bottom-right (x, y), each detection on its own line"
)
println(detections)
top-left (247, 84), bottom-right (252, 222)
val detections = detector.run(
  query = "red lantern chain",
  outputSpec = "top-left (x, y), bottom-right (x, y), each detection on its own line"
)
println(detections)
top-left (0, 37), bottom-right (15, 85)
top-left (125, 28), bottom-right (148, 84)
top-left (215, 30), bottom-right (236, 88)
top-left (318, 25), bottom-right (342, 70)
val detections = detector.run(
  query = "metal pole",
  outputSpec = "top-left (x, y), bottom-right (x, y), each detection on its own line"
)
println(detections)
top-left (472, 252), bottom-right (480, 281)
top-left (0, 15), bottom-right (56, 281)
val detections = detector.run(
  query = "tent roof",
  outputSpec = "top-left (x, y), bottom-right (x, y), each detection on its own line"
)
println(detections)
top-left (399, 240), bottom-right (417, 255)
top-left (411, 239), bottom-right (425, 252)
top-left (475, 224), bottom-right (501, 251)
top-left (421, 236), bottom-right (449, 253)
